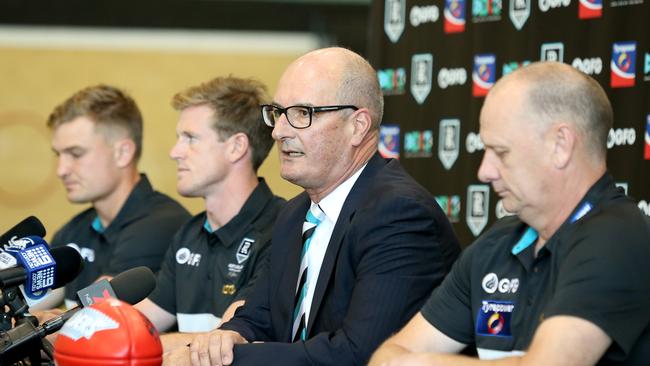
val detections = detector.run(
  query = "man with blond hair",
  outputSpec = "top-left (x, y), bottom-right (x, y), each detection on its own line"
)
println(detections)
top-left (369, 62), bottom-right (650, 366)
top-left (136, 76), bottom-right (285, 353)
top-left (46, 84), bottom-right (190, 310)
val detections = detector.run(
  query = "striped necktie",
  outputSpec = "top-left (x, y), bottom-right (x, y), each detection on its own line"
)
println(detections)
top-left (292, 204), bottom-right (323, 342)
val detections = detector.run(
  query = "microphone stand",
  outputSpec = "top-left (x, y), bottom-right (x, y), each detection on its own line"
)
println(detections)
top-left (0, 286), bottom-right (55, 365)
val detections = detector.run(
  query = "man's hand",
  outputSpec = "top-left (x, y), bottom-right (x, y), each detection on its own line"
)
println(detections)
top-left (189, 329), bottom-right (248, 366)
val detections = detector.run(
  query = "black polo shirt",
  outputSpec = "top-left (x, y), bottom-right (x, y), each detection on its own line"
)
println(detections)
top-left (51, 174), bottom-right (191, 307)
top-left (422, 173), bottom-right (650, 364)
top-left (148, 179), bottom-right (285, 333)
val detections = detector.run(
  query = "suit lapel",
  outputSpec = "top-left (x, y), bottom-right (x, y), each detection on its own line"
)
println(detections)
top-left (305, 154), bottom-right (387, 336)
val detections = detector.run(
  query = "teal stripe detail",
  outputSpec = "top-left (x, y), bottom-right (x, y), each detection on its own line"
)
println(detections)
top-left (91, 216), bottom-right (105, 233)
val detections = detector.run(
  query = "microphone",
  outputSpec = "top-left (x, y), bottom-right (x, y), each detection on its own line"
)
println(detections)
top-left (41, 266), bottom-right (156, 335)
top-left (0, 216), bottom-right (46, 245)
top-left (0, 266), bottom-right (156, 363)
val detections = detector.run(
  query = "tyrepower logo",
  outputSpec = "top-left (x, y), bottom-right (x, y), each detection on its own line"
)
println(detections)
top-left (607, 127), bottom-right (636, 149)
top-left (410, 5), bottom-right (440, 26)
top-left (472, 54), bottom-right (496, 97)
top-left (572, 57), bottom-right (603, 75)
top-left (444, 0), bottom-right (466, 33)
top-left (578, 0), bottom-right (602, 18)
top-left (438, 67), bottom-right (467, 88)
top-left (611, 42), bottom-right (637, 88)
top-left (539, 0), bottom-right (571, 12)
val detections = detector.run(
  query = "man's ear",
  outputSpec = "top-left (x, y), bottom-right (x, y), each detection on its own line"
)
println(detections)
top-left (227, 132), bottom-right (250, 163)
top-left (350, 109), bottom-right (373, 146)
top-left (551, 123), bottom-right (576, 169)
top-left (113, 139), bottom-right (137, 168)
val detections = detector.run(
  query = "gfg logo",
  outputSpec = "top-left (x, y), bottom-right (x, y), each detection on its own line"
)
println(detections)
top-left (410, 5), bottom-right (440, 26)
top-left (539, 0), bottom-right (570, 12)
top-left (466, 132), bottom-right (484, 153)
top-left (481, 273), bottom-right (520, 294)
top-left (438, 67), bottom-right (467, 88)
top-left (572, 57), bottom-right (603, 75)
top-left (607, 128), bottom-right (636, 149)
top-left (639, 200), bottom-right (650, 216)
top-left (176, 247), bottom-right (202, 266)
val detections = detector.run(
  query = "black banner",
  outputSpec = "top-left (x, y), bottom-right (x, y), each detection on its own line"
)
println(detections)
top-left (368, 0), bottom-right (650, 246)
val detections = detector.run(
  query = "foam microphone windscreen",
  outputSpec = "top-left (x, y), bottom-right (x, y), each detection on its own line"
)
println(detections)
top-left (109, 266), bottom-right (156, 305)
top-left (50, 246), bottom-right (84, 289)
top-left (0, 216), bottom-right (46, 244)
top-left (54, 298), bottom-right (162, 366)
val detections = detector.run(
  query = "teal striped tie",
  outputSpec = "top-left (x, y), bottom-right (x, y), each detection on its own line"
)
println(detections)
top-left (292, 205), bottom-right (322, 342)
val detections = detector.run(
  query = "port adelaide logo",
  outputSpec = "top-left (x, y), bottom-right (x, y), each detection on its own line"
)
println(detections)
top-left (467, 185), bottom-right (490, 236)
top-left (411, 53), bottom-right (433, 104)
top-left (509, 0), bottom-right (530, 30)
top-left (384, 0), bottom-right (406, 43)
top-left (438, 119), bottom-right (460, 170)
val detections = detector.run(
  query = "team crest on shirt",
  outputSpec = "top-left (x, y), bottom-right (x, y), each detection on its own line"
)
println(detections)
top-left (236, 238), bottom-right (255, 264)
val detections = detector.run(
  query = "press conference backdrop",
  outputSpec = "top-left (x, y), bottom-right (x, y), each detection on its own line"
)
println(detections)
top-left (367, 0), bottom-right (649, 246)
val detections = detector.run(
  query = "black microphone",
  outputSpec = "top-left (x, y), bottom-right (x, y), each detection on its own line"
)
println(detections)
top-left (0, 245), bottom-right (83, 290)
top-left (0, 216), bottom-right (46, 245)
top-left (41, 266), bottom-right (156, 335)
top-left (0, 266), bottom-right (156, 363)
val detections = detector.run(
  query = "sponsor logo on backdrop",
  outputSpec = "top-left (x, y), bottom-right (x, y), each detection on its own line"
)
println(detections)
top-left (444, 0), bottom-right (466, 33)
top-left (645, 114), bottom-right (650, 160)
top-left (385, 0), bottom-right (406, 43)
top-left (611, 0), bottom-right (643, 7)
top-left (495, 199), bottom-right (515, 219)
top-left (644, 53), bottom-right (650, 81)
top-left (503, 60), bottom-right (531, 76)
top-left (378, 68), bottom-right (407, 96)
top-left (379, 125), bottom-right (400, 159)
top-left (439, 119), bottom-right (460, 170)
top-left (639, 200), bottom-right (650, 216)
top-left (467, 185), bottom-right (490, 236)
top-left (411, 53), bottom-right (433, 104)
top-left (578, 0), bottom-right (602, 18)
top-left (509, 0), bottom-right (530, 30)
top-left (473, 54), bottom-right (496, 97)
top-left (541, 42), bottom-right (564, 62)
top-left (473, 0), bottom-right (502, 22)
top-left (438, 67), bottom-right (467, 88)
top-left (607, 127), bottom-right (636, 149)
top-left (404, 130), bottom-right (434, 158)
top-left (539, 0), bottom-right (571, 12)
top-left (615, 182), bottom-right (629, 195)
top-left (572, 57), bottom-right (603, 75)
top-left (476, 300), bottom-right (515, 337)
top-left (435, 195), bottom-right (461, 223)
top-left (410, 5), bottom-right (440, 26)
top-left (466, 132), bottom-right (485, 153)
top-left (611, 42), bottom-right (637, 88)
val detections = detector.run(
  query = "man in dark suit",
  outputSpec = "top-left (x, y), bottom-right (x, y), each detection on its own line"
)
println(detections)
top-left (183, 47), bottom-right (461, 366)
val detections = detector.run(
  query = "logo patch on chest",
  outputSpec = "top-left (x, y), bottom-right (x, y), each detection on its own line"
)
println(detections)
top-left (476, 300), bottom-right (515, 337)
top-left (236, 238), bottom-right (255, 264)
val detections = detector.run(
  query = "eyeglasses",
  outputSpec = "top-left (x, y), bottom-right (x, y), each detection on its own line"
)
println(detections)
top-left (260, 104), bottom-right (359, 129)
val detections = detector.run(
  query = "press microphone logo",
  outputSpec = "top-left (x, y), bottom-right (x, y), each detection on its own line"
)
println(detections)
top-left (77, 278), bottom-right (118, 307)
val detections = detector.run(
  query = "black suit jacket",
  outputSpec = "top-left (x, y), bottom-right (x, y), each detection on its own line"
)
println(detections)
top-left (220, 153), bottom-right (460, 365)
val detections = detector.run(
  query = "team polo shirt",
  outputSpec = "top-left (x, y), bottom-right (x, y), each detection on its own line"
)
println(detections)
top-left (422, 173), bottom-right (650, 364)
top-left (51, 174), bottom-right (191, 307)
top-left (148, 179), bottom-right (285, 333)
